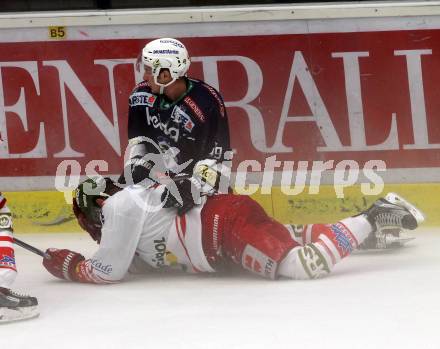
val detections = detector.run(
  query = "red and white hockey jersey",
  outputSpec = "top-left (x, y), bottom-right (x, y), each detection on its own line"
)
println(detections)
top-left (74, 185), bottom-right (214, 284)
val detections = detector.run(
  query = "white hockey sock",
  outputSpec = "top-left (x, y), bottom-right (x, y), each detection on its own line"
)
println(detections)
top-left (278, 215), bottom-right (373, 280)
top-left (339, 215), bottom-right (372, 246)
top-left (0, 268), bottom-right (17, 288)
top-left (0, 199), bottom-right (17, 288)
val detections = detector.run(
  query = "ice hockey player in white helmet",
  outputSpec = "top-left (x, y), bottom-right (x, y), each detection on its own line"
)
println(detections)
top-left (41, 173), bottom-right (424, 283)
top-left (119, 38), bottom-right (231, 215)
top-left (142, 38), bottom-right (191, 93)
top-left (0, 193), bottom-right (38, 323)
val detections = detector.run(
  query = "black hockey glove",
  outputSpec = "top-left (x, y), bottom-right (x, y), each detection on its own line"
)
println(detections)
top-left (118, 156), bottom-right (155, 185)
top-left (161, 173), bottom-right (202, 216)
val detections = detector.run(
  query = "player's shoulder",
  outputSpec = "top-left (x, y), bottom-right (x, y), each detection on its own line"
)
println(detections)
top-left (129, 81), bottom-right (158, 108)
top-left (130, 80), bottom-right (150, 94)
top-left (104, 185), bottom-right (163, 213)
top-left (189, 78), bottom-right (223, 101)
top-left (103, 186), bottom-right (141, 216)
top-left (185, 78), bottom-right (226, 119)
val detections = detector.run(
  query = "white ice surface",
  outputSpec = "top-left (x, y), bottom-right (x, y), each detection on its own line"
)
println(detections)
top-left (3, 228), bottom-right (440, 349)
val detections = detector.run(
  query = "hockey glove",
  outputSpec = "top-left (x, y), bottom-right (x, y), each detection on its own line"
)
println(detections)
top-left (193, 159), bottom-right (231, 194)
top-left (161, 173), bottom-right (202, 216)
top-left (43, 248), bottom-right (85, 281)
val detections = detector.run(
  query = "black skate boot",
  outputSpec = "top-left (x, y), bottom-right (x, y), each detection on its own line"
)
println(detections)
top-left (359, 193), bottom-right (425, 250)
top-left (0, 287), bottom-right (39, 323)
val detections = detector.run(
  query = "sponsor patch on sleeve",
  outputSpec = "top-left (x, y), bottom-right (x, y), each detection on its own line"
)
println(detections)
top-left (129, 92), bottom-right (157, 107)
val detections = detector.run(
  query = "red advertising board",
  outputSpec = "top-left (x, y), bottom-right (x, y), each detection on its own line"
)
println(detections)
top-left (1, 30), bottom-right (440, 178)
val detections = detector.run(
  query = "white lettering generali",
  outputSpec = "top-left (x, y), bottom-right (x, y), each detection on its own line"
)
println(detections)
top-left (0, 50), bottom-right (439, 161)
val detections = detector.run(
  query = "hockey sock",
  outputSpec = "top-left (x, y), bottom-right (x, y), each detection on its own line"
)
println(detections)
top-left (0, 196), bottom-right (17, 288)
top-left (278, 215), bottom-right (372, 279)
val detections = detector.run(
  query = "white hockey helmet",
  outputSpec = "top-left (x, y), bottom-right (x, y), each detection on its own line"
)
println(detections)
top-left (142, 38), bottom-right (190, 88)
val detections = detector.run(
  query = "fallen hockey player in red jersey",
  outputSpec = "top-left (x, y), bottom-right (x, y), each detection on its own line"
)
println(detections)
top-left (41, 165), bottom-right (425, 283)
top-left (0, 193), bottom-right (39, 323)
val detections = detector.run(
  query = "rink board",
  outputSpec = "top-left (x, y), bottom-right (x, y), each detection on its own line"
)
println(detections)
top-left (1, 6), bottom-right (440, 234)
top-left (1, 13), bottom-right (440, 184)
top-left (5, 183), bottom-right (439, 233)
top-left (4, 190), bottom-right (80, 233)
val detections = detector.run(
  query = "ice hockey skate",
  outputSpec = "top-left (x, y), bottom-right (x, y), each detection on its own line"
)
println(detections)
top-left (359, 193), bottom-right (425, 249)
top-left (0, 287), bottom-right (39, 324)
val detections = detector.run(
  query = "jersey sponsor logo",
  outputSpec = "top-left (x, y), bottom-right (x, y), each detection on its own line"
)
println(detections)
top-left (90, 259), bottom-right (113, 275)
top-left (0, 214), bottom-right (12, 229)
top-left (152, 237), bottom-right (167, 267)
top-left (146, 109), bottom-right (180, 142)
top-left (129, 92), bottom-right (157, 107)
top-left (153, 49), bottom-right (179, 55)
top-left (77, 260), bottom-right (114, 284)
top-left (171, 106), bottom-right (195, 132)
top-left (330, 223), bottom-right (355, 256)
top-left (183, 96), bottom-right (205, 122)
top-left (242, 245), bottom-right (277, 279)
top-left (264, 259), bottom-right (275, 277)
top-left (132, 81), bottom-right (149, 93)
top-left (205, 84), bottom-right (225, 118)
top-left (0, 255), bottom-right (15, 268)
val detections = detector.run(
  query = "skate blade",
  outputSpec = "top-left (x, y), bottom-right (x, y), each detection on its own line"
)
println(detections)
top-left (386, 235), bottom-right (415, 247)
top-left (0, 306), bottom-right (39, 324)
top-left (384, 192), bottom-right (425, 224)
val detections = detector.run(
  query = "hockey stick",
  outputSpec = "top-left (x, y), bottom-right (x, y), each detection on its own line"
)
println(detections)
top-left (13, 238), bottom-right (49, 259)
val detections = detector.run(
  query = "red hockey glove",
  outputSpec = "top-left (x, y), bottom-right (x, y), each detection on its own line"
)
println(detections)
top-left (43, 248), bottom-right (85, 281)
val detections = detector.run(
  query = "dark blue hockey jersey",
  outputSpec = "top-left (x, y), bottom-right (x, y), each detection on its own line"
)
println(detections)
top-left (124, 77), bottom-right (231, 182)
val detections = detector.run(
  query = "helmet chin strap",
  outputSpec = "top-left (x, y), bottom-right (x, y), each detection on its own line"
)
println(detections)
top-left (154, 76), bottom-right (177, 95)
